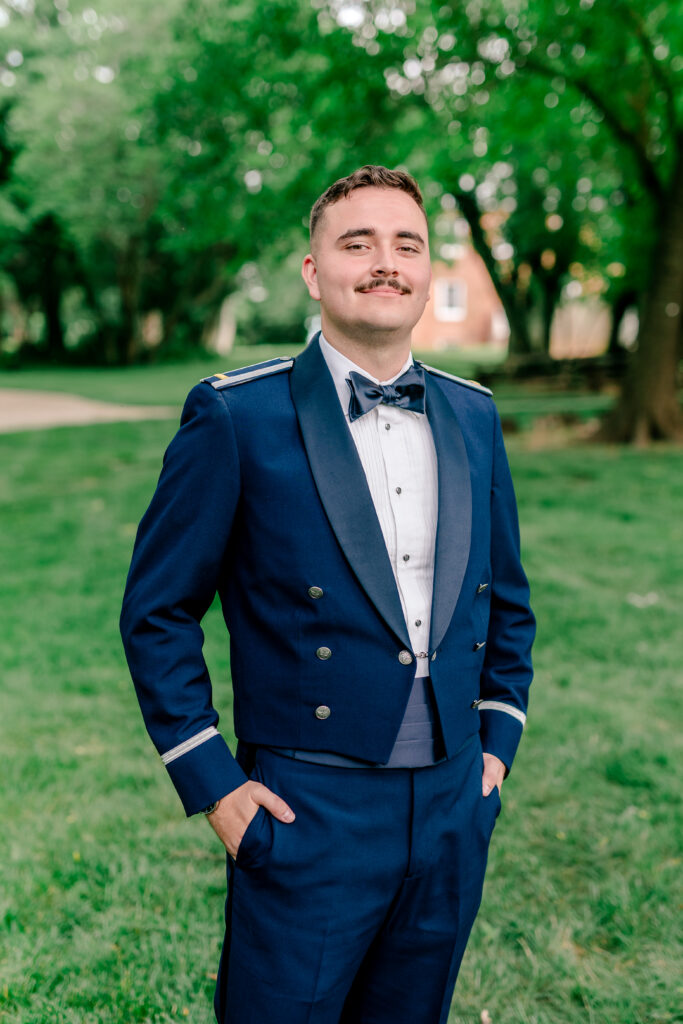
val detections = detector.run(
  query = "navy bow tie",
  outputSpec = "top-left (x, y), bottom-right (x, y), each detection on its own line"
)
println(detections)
top-left (346, 364), bottom-right (426, 423)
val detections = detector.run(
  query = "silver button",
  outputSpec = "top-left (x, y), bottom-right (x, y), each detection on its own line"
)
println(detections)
top-left (315, 705), bottom-right (331, 720)
top-left (308, 586), bottom-right (324, 599)
top-left (477, 583), bottom-right (489, 594)
top-left (398, 650), bottom-right (413, 665)
top-left (431, 652), bottom-right (437, 662)
top-left (316, 646), bottom-right (332, 660)
top-left (473, 641), bottom-right (486, 652)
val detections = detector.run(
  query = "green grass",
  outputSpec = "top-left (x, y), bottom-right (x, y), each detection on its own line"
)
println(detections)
top-left (0, 348), bottom-right (293, 407)
top-left (0, 418), bottom-right (681, 1023)
top-left (0, 349), bottom-right (613, 428)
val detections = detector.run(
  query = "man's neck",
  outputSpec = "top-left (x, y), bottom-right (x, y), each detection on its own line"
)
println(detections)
top-left (320, 324), bottom-right (412, 382)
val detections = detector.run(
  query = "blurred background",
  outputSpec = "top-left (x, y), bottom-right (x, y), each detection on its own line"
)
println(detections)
top-left (0, 1), bottom-right (681, 1022)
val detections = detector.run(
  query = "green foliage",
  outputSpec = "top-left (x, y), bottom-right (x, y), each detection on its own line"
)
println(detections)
top-left (0, 0), bottom-right (186, 361)
top-left (368, 0), bottom-right (681, 351)
top-left (0, 0), bottom-right (682, 435)
top-left (0, 412), bottom-right (681, 1022)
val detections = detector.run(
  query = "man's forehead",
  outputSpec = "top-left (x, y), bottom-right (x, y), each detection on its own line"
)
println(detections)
top-left (321, 187), bottom-right (428, 236)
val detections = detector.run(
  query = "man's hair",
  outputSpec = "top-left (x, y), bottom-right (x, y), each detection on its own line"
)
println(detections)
top-left (309, 165), bottom-right (425, 244)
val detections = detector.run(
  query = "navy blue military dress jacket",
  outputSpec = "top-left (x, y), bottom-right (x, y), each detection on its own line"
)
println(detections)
top-left (120, 335), bottom-right (535, 816)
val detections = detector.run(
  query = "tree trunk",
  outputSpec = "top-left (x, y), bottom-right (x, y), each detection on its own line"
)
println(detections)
top-left (600, 143), bottom-right (683, 443)
top-left (42, 270), bottom-right (65, 359)
top-left (540, 273), bottom-right (562, 354)
top-left (455, 190), bottom-right (533, 355)
top-left (116, 236), bottom-right (142, 365)
top-left (36, 216), bottom-right (66, 360)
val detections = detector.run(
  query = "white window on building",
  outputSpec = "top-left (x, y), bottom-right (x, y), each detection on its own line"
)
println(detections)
top-left (435, 278), bottom-right (467, 322)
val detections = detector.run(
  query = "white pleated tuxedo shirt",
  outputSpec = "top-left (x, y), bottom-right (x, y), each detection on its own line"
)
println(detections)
top-left (318, 334), bottom-right (438, 677)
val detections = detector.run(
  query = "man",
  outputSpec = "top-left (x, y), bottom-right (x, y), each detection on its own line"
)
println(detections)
top-left (120, 165), bottom-right (535, 1024)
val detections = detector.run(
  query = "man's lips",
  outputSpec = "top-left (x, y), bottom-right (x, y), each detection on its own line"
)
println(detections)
top-left (360, 288), bottom-right (404, 296)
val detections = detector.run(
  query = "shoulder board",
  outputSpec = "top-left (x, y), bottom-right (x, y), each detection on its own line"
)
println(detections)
top-left (201, 357), bottom-right (294, 390)
top-left (418, 362), bottom-right (492, 396)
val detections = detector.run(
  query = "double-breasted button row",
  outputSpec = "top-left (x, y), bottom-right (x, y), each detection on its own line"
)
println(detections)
top-left (316, 645), bottom-right (438, 665)
top-left (399, 650), bottom-right (437, 664)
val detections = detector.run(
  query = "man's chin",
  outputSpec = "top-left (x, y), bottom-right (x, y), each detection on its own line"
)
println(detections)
top-left (345, 320), bottom-right (417, 344)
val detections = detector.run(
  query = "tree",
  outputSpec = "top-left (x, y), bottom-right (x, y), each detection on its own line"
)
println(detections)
top-left (149, 0), bottom-right (421, 338)
top-left (2, 0), bottom-right (680, 441)
top-left (466, 0), bottom-right (683, 440)
top-left (320, 0), bottom-right (681, 438)
top-left (153, 0), bottom-right (605, 358)
top-left (381, 0), bottom-right (682, 439)
top-left (0, 0), bottom-right (185, 363)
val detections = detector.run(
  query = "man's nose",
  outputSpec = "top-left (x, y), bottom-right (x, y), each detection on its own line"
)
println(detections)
top-left (370, 245), bottom-right (399, 276)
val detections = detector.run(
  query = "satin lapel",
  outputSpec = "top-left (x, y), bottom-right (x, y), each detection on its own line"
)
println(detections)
top-left (423, 371), bottom-right (472, 652)
top-left (290, 337), bottom-right (410, 648)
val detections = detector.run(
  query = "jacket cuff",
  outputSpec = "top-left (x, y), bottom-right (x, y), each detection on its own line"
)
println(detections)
top-left (479, 703), bottom-right (526, 774)
top-left (164, 732), bottom-right (248, 816)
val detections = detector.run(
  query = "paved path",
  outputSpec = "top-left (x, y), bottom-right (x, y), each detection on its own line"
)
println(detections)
top-left (0, 388), bottom-right (178, 434)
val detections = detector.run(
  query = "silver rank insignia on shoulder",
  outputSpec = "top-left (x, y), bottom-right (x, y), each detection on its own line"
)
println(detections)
top-left (201, 357), bottom-right (294, 390)
top-left (417, 362), bottom-right (493, 396)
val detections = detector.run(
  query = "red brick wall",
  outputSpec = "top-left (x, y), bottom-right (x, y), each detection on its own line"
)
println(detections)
top-left (412, 250), bottom-right (508, 351)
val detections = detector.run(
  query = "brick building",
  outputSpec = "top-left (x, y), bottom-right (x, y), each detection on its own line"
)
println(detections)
top-left (412, 248), bottom-right (509, 352)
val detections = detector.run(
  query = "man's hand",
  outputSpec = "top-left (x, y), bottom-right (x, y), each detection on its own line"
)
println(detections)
top-left (206, 780), bottom-right (295, 858)
top-left (482, 752), bottom-right (505, 797)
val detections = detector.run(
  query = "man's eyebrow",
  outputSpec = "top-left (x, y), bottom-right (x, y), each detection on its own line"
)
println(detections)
top-left (336, 228), bottom-right (426, 245)
top-left (397, 230), bottom-right (425, 245)
top-left (336, 227), bottom-right (376, 242)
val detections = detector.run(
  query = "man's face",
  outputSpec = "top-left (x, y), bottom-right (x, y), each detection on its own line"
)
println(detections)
top-left (301, 186), bottom-right (431, 344)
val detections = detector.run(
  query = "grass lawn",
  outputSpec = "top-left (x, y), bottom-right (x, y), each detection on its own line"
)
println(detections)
top-left (0, 348), bottom-right (614, 429)
top-left (0, 415), bottom-right (681, 1023)
top-left (0, 345), bottom-right (506, 406)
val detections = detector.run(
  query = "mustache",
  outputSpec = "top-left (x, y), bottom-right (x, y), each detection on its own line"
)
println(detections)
top-left (355, 279), bottom-right (412, 294)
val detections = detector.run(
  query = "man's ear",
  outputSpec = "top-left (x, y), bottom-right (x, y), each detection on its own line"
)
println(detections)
top-left (301, 254), bottom-right (321, 301)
